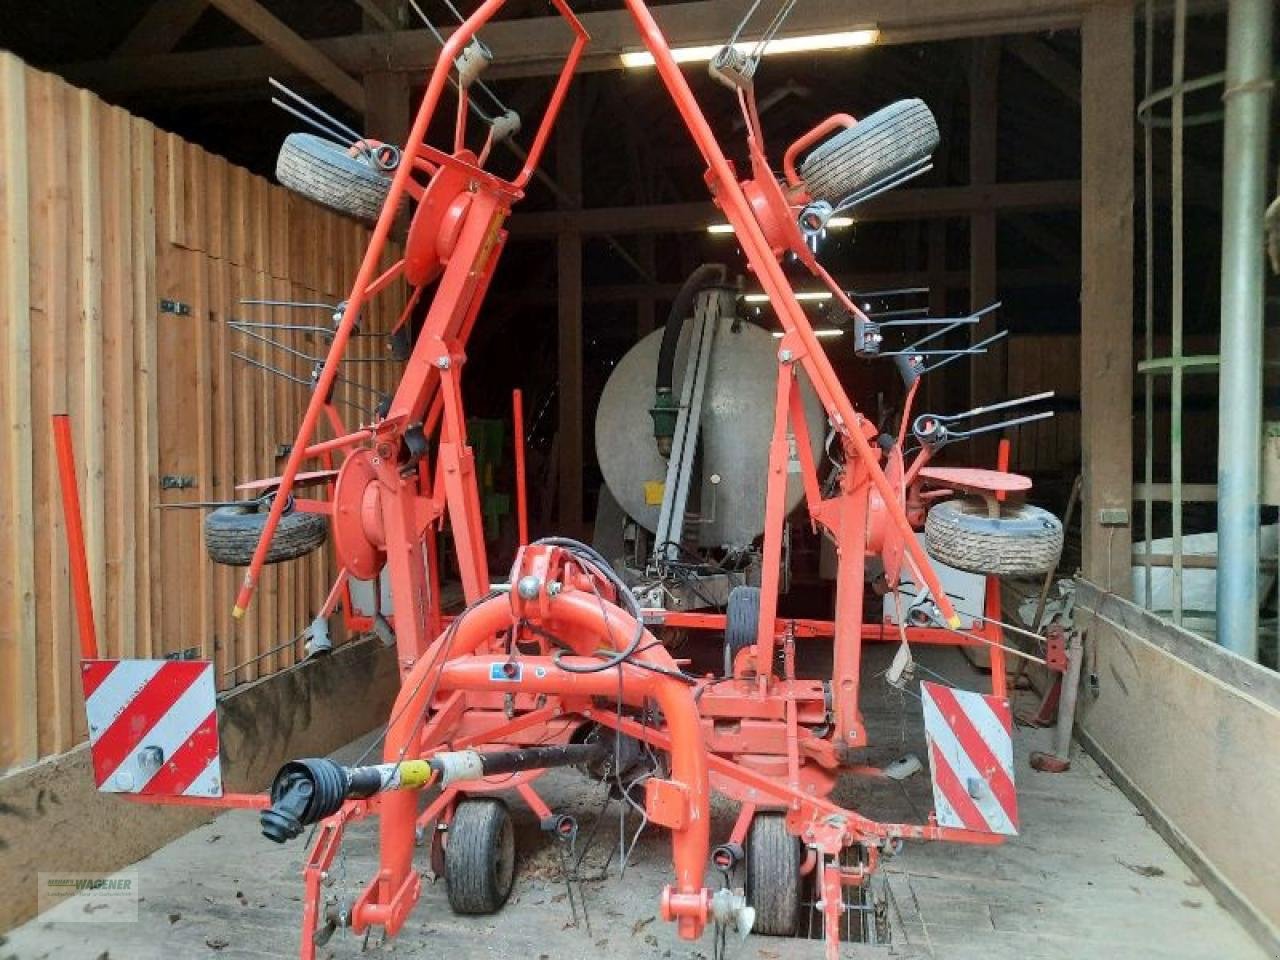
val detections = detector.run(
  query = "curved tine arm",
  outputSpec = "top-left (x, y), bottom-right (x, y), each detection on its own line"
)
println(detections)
top-left (232, 0), bottom-right (511, 619)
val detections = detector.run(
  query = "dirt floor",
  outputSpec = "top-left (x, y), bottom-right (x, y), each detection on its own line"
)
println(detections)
top-left (2, 645), bottom-right (1267, 960)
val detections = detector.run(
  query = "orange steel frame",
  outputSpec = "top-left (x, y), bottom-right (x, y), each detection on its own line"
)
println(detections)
top-left (64, 2), bottom-right (1037, 957)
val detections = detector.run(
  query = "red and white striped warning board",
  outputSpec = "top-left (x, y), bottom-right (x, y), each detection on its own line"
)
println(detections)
top-left (82, 659), bottom-right (222, 798)
top-left (921, 681), bottom-right (1017, 836)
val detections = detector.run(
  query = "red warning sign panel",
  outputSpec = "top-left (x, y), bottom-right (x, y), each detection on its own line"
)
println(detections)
top-left (921, 681), bottom-right (1017, 836)
top-left (82, 659), bottom-right (222, 797)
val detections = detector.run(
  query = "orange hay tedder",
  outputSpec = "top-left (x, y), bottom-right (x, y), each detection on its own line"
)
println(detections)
top-left (57, 1), bottom-right (1070, 957)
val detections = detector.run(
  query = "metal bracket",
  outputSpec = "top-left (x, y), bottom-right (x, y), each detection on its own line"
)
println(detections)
top-left (161, 475), bottom-right (197, 490)
top-left (160, 299), bottom-right (191, 316)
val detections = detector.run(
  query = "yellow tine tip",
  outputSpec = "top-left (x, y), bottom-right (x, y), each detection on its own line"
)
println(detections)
top-left (232, 605), bottom-right (246, 620)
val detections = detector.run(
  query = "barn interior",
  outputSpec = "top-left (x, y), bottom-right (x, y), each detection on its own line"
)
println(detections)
top-left (0, 1), bottom-right (1276, 959)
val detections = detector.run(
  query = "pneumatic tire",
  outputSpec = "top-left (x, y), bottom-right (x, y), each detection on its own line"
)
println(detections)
top-left (445, 799), bottom-right (517, 915)
top-left (924, 497), bottom-right (1063, 578)
top-left (203, 501), bottom-right (327, 566)
top-left (275, 133), bottom-right (394, 223)
top-left (745, 813), bottom-right (802, 936)
top-left (798, 99), bottom-right (940, 206)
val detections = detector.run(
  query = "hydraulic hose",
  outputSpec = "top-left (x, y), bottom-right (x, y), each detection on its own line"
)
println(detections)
top-left (655, 264), bottom-right (727, 395)
top-left (651, 264), bottom-right (727, 455)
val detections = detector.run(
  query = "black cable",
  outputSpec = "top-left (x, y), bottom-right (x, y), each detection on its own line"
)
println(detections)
top-left (533, 537), bottom-right (647, 674)
top-left (655, 264), bottom-right (727, 396)
top-left (655, 539), bottom-right (728, 573)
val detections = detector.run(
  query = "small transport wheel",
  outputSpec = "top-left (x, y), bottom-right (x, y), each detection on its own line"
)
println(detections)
top-left (746, 813), bottom-right (803, 936)
top-left (724, 585), bottom-right (761, 665)
top-left (445, 798), bottom-right (516, 915)
top-left (924, 497), bottom-right (1063, 578)
top-left (203, 500), bottom-right (328, 566)
top-left (275, 133), bottom-right (394, 223)
top-left (798, 99), bottom-right (940, 207)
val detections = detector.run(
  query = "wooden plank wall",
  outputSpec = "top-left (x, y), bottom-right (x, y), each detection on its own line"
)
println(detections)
top-left (0, 55), bottom-right (403, 771)
top-left (1007, 333), bottom-right (1082, 476)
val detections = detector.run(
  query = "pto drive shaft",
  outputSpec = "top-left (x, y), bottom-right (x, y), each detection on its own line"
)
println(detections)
top-left (261, 743), bottom-right (605, 843)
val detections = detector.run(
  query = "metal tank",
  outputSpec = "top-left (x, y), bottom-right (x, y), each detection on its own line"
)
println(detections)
top-left (594, 313), bottom-right (826, 551)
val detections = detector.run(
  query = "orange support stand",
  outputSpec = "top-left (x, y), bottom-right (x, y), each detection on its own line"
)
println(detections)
top-left (512, 388), bottom-right (529, 546)
top-left (52, 414), bottom-right (99, 660)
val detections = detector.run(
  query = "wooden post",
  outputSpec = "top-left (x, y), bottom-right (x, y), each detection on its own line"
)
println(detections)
top-left (557, 90), bottom-right (584, 536)
top-left (1080, 2), bottom-right (1134, 594)
top-left (362, 70), bottom-right (411, 145)
top-left (969, 38), bottom-right (1001, 465)
top-left (361, 2), bottom-right (411, 151)
top-left (1, 54), bottom-right (37, 766)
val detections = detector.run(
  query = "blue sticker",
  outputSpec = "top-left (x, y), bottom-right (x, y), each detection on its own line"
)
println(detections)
top-left (490, 661), bottom-right (523, 682)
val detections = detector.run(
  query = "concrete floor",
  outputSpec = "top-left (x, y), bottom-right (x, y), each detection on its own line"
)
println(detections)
top-left (2, 646), bottom-right (1267, 960)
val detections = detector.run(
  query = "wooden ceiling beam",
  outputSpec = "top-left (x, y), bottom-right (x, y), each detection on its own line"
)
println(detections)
top-left (1006, 34), bottom-right (1081, 103)
top-left (112, 0), bottom-right (210, 58)
top-left (62, 0), bottom-right (1089, 96)
top-left (508, 179), bottom-right (1081, 236)
top-left (492, 266), bottom-right (1079, 305)
top-left (352, 0), bottom-right (398, 33)
top-left (205, 0), bottom-right (366, 111)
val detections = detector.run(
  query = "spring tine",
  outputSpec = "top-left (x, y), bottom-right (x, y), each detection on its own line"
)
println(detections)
top-left (158, 499), bottom-right (255, 510)
top-left (920, 329), bottom-right (1010, 375)
top-left (240, 298), bottom-right (340, 310)
top-left (407, 0), bottom-right (500, 122)
top-left (851, 286), bottom-right (929, 299)
top-left (229, 320), bottom-right (386, 341)
top-left (750, 0), bottom-right (798, 61)
top-left (269, 77), bottom-right (364, 144)
top-left (270, 97), bottom-right (353, 147)
top-left (879, 347), bottom-right (991, 356)
top-left (726, 0), bottom-right (766, 46)
top-left (229, 320), bottom-right (331, 336)
top-left (832, 158), bottom-right (933, 213)
top-left (945, 390), bottom-right (1056, 423)
top-left (438, 0), bottom-right (467, 24)
top-left (912, 301), bottom-right (1002, 327)
top-left (880, 317), bottom-right (978, 328)
top-left (229, 323), bottom-right (394, 359)
top-left (233, 352), bottom-right (374, 417)
top-left (231, 352), bottom-right (312, 386)
top-left (234, 324), bottom-right (313, 360)
top-left (947, 409), bottom-right (1056, 440)
top-left (235, 327), bottom-right (397, 383)
top-left (904, 319), bottom-right (969, 353)
top-left (865, 305), bottom-right (930, 320)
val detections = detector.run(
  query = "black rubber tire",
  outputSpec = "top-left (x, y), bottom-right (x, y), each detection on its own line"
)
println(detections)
top-left (445, 799), bottom-right (516, 915)
top-left (798, 99), bottom-right (940, 206)
top-left (925, 497), bottom-right (1063, 578)
top-left (203, 501), bottom-right (328, 567)
top-left (725, 585), bottom-right (761, 659)
top-left (745, 813), bottom-right (803, 937)
top-left (275, 133), bottom-right (393, 223)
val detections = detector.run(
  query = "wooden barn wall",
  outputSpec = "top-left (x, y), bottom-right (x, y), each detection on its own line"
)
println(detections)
top-left (1006, 333), bottom-right (1082, 476)
top-left (0, 54), bottom-right (404, 772)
